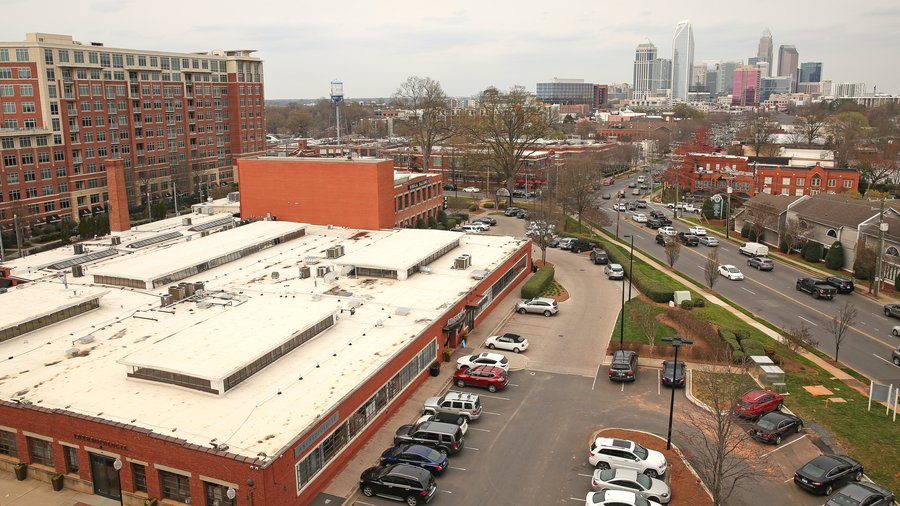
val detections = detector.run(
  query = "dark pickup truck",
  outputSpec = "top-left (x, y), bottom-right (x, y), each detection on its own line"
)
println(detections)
top-left (796, 278), bottom-right (837, 300)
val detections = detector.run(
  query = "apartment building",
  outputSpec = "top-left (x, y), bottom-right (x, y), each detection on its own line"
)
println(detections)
top-left (0, 33), bottom-right (265, 228)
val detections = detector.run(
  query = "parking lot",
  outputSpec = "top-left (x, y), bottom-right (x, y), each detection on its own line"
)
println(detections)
top-left (335, 214), bottom-right (833, 506)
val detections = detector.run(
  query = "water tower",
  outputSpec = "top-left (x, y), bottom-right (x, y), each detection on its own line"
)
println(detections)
top-left (330, 79), bottom-right (344, 145)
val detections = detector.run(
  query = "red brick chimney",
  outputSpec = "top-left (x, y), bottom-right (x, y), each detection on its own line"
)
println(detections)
top-left (105, 158), bottom-right (131, 232)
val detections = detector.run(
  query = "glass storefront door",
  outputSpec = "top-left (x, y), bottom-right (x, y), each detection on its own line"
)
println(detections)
top-left (89, 453), bottom-right (122, 500)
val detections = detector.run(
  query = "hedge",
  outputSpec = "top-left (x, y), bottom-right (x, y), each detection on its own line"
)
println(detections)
top-left (521, 265), bottom-right (555, 299)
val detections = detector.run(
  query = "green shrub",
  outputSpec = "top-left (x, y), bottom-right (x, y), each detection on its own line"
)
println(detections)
top-left (483, 202), bottom-right (495, 209)
top-left (498, 202), bottom-right (508, 210)
top-left (452, 212), bottom-right (469, 222)
top-left (853, 247), bottom-right (876, 280)
top-left (446, 218), bottom-right (458, 229)
top-left (468, 204), bottom-right (479, 212)
top-left (693, 298), bottom-right (705, 307)
top-left (731, 351), bottom-right (745, 364)
top-left (740, 223), bottom-right (750, 238)
top-left (779, 240), bottom-right (789, 253)
top-left (733, 329), bottom-right (750, 341)
top-left (825, 241), bottom-right (845, 269)
top-left (680, 300), bottom-right (693, 310)
top-left (802, 241), bottom-right (824, 262)
top-left (521, 266), bottom-right (555, 299)
top-left (437, 210), bottom-right (448, 226)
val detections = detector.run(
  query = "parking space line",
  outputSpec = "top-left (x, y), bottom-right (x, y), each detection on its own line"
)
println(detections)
top-left (741, 287), bottom-right (756, 295)
top-left (873, 354), bottom-right (893, 366)
top-left (483, 411), bottom-right (502, 416)
top-left (657, 370), bottom-right (661, 396)
top-left (479, 394), bottom-right (511, 401)
top-left (577, 473), bottom-right (593, 477)
top-left (467, 447), bottom-right (479, 450)
top-left (467, 427), bottom-right (491, 432)
top-left (356, 502), bottom-right (376, 505)
top-left (760, 434), bottom-right (808, 458)
top-left (450, 466), bottom-right (467, 471)
top-left (620, 382), bottom-right (625, 392)
top-left (508, 383), bottom-right (520, 387)
top-left (569, 497), bottom-right (586, 502)
top-left (784, 477), bottom-right (795, 483)
top-left (439, 489), bottom-right (454, 494)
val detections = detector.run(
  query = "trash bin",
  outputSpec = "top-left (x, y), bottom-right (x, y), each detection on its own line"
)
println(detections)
top-left (429, 362), bottom-right (441, 377)
top-left (531, 264), bottom-right (538, 273)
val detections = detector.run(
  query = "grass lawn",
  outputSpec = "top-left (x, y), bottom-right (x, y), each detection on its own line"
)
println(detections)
top-left (690, 370), bottom-right (756, 408)
top-left (611, 298), bottom-right (676, 345)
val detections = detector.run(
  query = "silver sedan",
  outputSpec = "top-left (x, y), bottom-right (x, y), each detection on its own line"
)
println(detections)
top-left (590, 468), bottom-right (671, 504)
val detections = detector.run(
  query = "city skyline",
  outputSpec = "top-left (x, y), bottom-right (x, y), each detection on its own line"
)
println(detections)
top-left (3, 0), bottom-right (899, 99)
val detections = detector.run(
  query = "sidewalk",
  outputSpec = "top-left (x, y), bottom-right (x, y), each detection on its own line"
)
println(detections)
top-left (322, 283), bottom-right (523, 505)
top-left (0, 471), bottom-right (118, 506)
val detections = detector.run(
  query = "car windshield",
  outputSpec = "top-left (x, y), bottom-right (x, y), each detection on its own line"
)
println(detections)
top-left (632, 443), bottom-right (649, 460)
top-left (799, 462), bottom-right (828, 480)
top-left (499, 357), bottom-right (509, 364)
top-left (728, 267), bottom-right (739, 273)
top-left (828, 492), bottom-right (863, 506)
top-left (423, 448), bottom-right (442, 461)
top-left (756, 418), bottom-right (777, 431)
top-left (598, 469), bottom-right (616, 481)
top-left (636, 473), bottom-right (652, 488)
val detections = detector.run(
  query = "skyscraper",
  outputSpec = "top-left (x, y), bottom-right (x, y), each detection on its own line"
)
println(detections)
top-left (716, 61), bottom-right (742, 95)
top-left (732, 65), bottom-right (761, 106)
top-left (671, 20), bottom-right (694, 102)
top-left (633, 42), bottom-right (657, 100)
top-left (757, 28), bottom-right (774, 77)
top-left (778, 45), bottom-right (799, 92)
top-left (654, 59), bottom-right (672, 94)
top-left (799, 62), bottom-right (823, 83)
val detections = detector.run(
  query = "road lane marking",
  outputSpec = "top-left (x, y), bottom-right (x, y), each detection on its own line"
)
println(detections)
top-left (483, 411), bottom-right (502, 416)
top-left (741, 287), bottom-right (756, 295)
top-left (760, 434), bottom-right (808, 458)
top-left (798, 316), bottom-right (818, 326)
top-left (355, 502), bottom-right (377, 505)
top-left (508, 383), bottom-right (520, 387)
top-left (784, 477), bottom-right (795, 483)
top-left (578, 473), bottom-right (593, 477)
top-left (569, 498), bottom-right (586, 502)
top-left (466, 447), bottom-right (479, 450)
top-left (450, 466), bottom-right (467, 471)
top-left (873, 354), bottom-right (895, 366)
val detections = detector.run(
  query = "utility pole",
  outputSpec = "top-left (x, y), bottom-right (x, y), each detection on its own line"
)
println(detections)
top-left (875, 198), bottom-right (887, 298)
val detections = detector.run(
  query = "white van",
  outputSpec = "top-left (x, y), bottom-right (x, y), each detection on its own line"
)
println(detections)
top-left (461, 224), bottom-right (483, 234)
top-left (739, 242), bottom-right (769, 257)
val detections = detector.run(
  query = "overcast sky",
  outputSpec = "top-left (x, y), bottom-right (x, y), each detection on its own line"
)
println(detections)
top-left (6, 0), bottom-right (898, 99)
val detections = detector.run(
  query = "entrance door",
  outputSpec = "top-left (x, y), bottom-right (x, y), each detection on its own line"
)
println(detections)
top-left (89, 454), bottom-right (122, 500)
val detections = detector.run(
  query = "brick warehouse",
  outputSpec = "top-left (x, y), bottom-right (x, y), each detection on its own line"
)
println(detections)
top-left (0, 32), bottom-right (265, 228)
top-left (0, 173), bottom-right (530, 504)
top-left (238, 157), bottom-right (446, 229)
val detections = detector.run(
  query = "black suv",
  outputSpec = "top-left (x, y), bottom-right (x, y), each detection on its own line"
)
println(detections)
top-left (825, 276), bottom-right (854, 294)
top-left (590, 248), bottom-right (609, 265)
top-left (677, 232), bottom-right (699, 246)
top-left (570, 239), bottom-right (595, 253)
top-left (359, 463), bottom-right (437, 505)
top-left (608, 350), bottom-right (638, 382)
top-left (646, 217), bottom-right (662, 229)
top-left (656, 233), bottom-right (674, 245)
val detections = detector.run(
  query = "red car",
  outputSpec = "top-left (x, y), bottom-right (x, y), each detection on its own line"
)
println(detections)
top-left (733, 389), bottom-right (784, 419)
top-left (453, 365), bottom-right (509, 393)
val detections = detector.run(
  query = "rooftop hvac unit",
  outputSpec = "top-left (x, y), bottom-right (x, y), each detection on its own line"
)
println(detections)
top-left (299, 266), bottom-right (311, 279)
top-left (316, 265), bottom-right (332, 277)
top-left (395, 307), bottom-right (411, 316)
top-left (227, 191), bottom-right (240, 203)
top-left (110, 236), bottom-right (121, 246)
top-left (201, 230), bottom-right (210, 237)
top-left (169, 285), bottom-right (186, 301)
top-left (326, 245), bottom-right (345, 259)
top-left (160, 294), bottom-right (174, 307)
top-left (453, 255), bottom-right (472, 270)
top-left (470, 269), bottom-right (489, 280)
top-left (180, 282), bottom-right (196, 297)
top-left (182, 217), bottom-right (192, 226)
top-left (305, 256), bottom-right (320, 265)
top-left (72, 265), bottom-right (84, 278)
top-left (419, 266), bottom-right (433, 274)
top-left (74, 244), bottom-right (85, 255)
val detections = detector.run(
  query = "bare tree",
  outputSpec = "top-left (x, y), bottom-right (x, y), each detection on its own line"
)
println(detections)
top-left (664, 239), bottom-right (681, 269)
top-left (743, 112), bottom-right (778, 157)
top-left (704, 248), bottom-right (720, 289)
top-left (791, 106), bottom-right (828, 146)
top-left (582, 206), bottom-right (612, 230)
top-left (782, 323), bottom-right (818, 353)
top-left (525, 204), bottom-right (561, 265)
top-left (632, 302), bottom-right (660, 355)
top-left (558, 153), bottom-right (601, 230)
top-left (393, 76), bottom-right (453, 170)
top-left (780, 217), bottom-right (808, 254)
top-left (461, 86), bottom-right (550, 207)
top-left (743, 202), bottom-right (777, 242)
top-left (827, 111), bottom-right (869, 168)
top-left (826, 302), bottom-right (857, 364)
top-left (681, 360), bottom-right (760, 506)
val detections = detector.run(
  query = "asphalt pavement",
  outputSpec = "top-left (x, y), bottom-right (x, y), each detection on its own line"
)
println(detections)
top-left (599, 171), bottom-right (900, 387)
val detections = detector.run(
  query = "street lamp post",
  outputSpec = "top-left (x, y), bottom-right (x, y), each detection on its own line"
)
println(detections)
top-left (625, 234), bottom-right (635, 300)
top-left (661, 335), bottom-right (692, 450)
top-left (726, 186), bottom-right (733, 240)
top-left (615, 194), bottom-right (621, 239)
top-left (619, 260), bottom-right (626, 350)
top-left (112, 458), bottom-right (124, 506)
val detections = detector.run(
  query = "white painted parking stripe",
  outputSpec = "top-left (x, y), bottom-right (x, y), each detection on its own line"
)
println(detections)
top-left (450, 466), bottom-right (467, 471)
top-left (480, 394), bottom-right (511, 401)
top-left (356, 502), bottom-right (377, 505)
top-left (760, 434), bottom-right (807, 458)
top-left (467, 427), bottom-right (491, 432)
top-left (483, 411), bottom-right (502, 416)
top-left (578, 473), bottom-right (593, 477)
top-left (798, 316), bottom-right (818, 326)
top-left (439, 489), bottom-right (454, 494)
top-left (508, 383), bottom-right (519, 387)
top-left (467, 447), bottom-right (479, 450)
top-left (569, 497), bottom-right (586, 502)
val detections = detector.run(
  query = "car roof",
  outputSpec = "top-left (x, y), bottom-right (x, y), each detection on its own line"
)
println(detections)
top-left (531, 296), bottom-right (556, 303)
top-left (742, 389), bottom-right (773, 401)
top-left (834, 482), bottom-right (893, 501)
top-left (595, 437), bottom-right (635, 450)
top-left (808, 454), bottom-right (851, 469)
top-left (467, 365), bottom-right (505, 374)
top-left (401, 444), bottom-right (439, 458)
top-left (385, 463), bottom-right (432, 480)
top-left (442, 391), bottom-right (479, 401)
top-left (609, 263), bottom-right (623, 269)
top-left (758, 411), bottom-right (792, 423)
top-left (475, 352), bottom-right (506, 360)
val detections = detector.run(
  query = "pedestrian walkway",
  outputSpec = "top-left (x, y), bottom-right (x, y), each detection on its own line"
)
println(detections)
top-left (0, 471), bottom-right (119, 506)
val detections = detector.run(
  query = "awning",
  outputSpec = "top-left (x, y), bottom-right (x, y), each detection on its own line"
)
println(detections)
top-left (92, 206), bottom-right (105, 215)
top-left (442, 309), bottom-right (466, 332)
top-left (79, 208), bottom-right (91, 216)
top-left (46, 215), bottom-right (61, 224)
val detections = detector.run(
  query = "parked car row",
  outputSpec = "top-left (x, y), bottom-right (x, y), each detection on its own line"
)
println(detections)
top-left (587, 436), bottom-right (671, 504)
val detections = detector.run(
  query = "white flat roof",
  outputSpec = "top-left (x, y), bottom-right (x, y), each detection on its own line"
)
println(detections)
top-left (335, 229), bottom-right (461, 272)
top-left (91, 221), bottom-right (305, 285)
top-left (0, 282), bottom-right (108, 335)
top-left (0, 224), bottom-right (528, 460)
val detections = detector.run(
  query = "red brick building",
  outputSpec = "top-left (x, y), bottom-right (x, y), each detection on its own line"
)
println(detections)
top-left (238, 157), bottom-right (446, 229)
top-left (0, 32), bottom-right (265, 228)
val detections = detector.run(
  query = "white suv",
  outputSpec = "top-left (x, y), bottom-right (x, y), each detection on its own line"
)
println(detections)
top-left (588, 437), bottom-right (668, 478)
top-left (516, 297), bottom-right (559, 316)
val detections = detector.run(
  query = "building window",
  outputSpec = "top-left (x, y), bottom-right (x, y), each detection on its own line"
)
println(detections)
top-left (795, 177), bottom-right (805, 186)
top-left (843, 180), bottom-right (852, 188)
top-left (27, 437), bottom-right (54, 467)
top-left (827, 179), bottom-right (836, 187)
top-left (811, 176), bottom-right (821, 186)
top-left (763, 176), bottom-right (772, 184)
top-left (795, 189), bottom-right (805, 196)
top-left (15, 48), bottom-right (29, 62)
top-left (0, 430), bottom-right (17, 458)
top-left (63, 446), bottom-right (79, 474)
top-left (826, 229), bottom-right (837, 238)
top-left (159, 470), bottom-right (191, 503)
top-left (204, 482), bottom-right (237, 506)
top-left (132, 463), bottom-right (147, 492)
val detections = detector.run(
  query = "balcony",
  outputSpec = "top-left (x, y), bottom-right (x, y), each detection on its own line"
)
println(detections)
top-left (68, 124), bottom-right (80, 132)
top-left (109, 122), bottom-right (119, 129)
top-left (0, 126), bottom-right (53, 136)
top-left (132, 105), bottom-right (141, 113)
top-left (133, 121), bottom-right (142, 128)
top-left (72, 156), bottom-right (83, 164)
top-left (64, 93), bottom-right (76, 100)
top-left (66, 109), bottom-right (77, 116)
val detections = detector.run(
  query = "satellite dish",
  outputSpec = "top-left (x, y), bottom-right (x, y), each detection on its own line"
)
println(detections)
top-left (339, 265), bottom-right (354, 276)
top-left (323, 272), bottom-right (338, 284)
